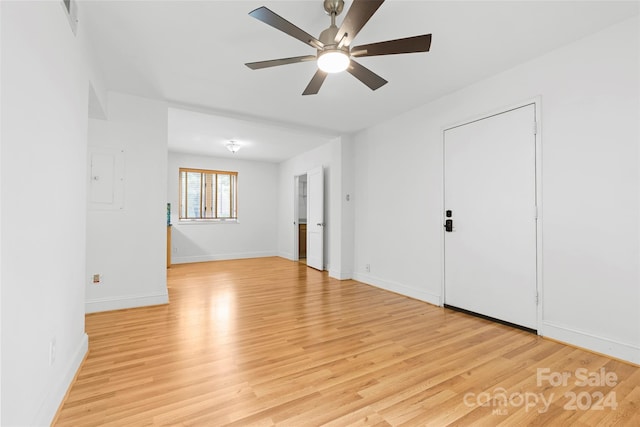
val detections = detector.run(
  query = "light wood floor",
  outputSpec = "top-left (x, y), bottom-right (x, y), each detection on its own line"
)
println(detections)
top-left (56, 257), bottom-right (640, 426)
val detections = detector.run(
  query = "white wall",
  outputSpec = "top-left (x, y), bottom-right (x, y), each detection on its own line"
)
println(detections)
top-left (168, 136), bottom-right (355, 278)
top-left (79, 8), bottom-right (107, 121)
top-left (278, 142), bottom-right (333, 266)
top-left (352, 17), bottom-right (640, 363)
top-left (1, 4), bottom-right (4, 422)
top-left (336, 135), bottom-right (355, 280)
top-left (1, 2), bottom-right (89, 424)
top-left (277, 137), bottom-right (355, 279)
top-left (167, 152), bottom-right (278, 263)
top-left (85, 92), bottom-right (169, 313)
top-left (327, 135), bottom-right (356, 280)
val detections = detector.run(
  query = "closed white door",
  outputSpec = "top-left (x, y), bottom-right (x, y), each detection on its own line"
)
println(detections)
top-left (444, 104), bottom-right (537, 329)
top-left (306, 166), bottom-right (324, 270)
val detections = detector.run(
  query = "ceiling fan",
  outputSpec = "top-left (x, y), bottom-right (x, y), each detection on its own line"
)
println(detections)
top-left (245, 0), bottom-right (432, 95)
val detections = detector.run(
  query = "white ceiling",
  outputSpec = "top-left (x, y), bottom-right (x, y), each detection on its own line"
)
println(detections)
top-left (81, 0), bottom-right (639, 162)
top-left (167, 106), bottom-right (336, 161)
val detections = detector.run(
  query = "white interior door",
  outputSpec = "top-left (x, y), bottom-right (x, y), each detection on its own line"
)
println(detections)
top-left (306, 166), bottom-right (324, 271)
top-left (444, 104), bottom-right (537, 329)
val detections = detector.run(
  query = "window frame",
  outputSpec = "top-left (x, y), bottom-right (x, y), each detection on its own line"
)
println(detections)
top-left (178, 167), bottom-right (238, 222)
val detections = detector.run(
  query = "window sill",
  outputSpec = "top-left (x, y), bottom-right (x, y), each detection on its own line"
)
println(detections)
top-left (177, 219), bottom-right (239, 225)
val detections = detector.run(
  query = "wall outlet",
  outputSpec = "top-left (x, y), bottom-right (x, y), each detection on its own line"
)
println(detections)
top-left (49, 338), bottom-right (56, 366)
top-left (93, 274), bottom-right (100, 284)
top-left (365, 263), bottom-right (371, 273)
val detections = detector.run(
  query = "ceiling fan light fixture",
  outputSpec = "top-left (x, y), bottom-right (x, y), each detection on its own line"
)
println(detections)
top-left (245, 1), bottom-right (432, 94)
top-left (226, 141), bottom-right (241, 153)
top-left (317, 49), bottom-right (350, 73)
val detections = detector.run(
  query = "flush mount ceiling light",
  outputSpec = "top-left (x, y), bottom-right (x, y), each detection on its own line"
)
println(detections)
top-left (226, 141), bottom-right (241, 153)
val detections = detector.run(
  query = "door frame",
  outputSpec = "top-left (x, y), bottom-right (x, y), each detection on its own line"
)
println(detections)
top-left (440, 97), bottom-right (543, 332)
top-left (293, 174), bottom-right (300, 262)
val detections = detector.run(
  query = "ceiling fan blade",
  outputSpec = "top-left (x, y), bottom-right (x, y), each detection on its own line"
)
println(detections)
top-left (249, 7), bottom-right (323, 49)
top-left (346, 60), bottom-right (387, 91)
top-left (351, 34), bottom-right (432, 57)
top-left (246, 55), bottom-right (317, 70)
top-left (335, 0), bottom-right (384, 47)
top-left (302, 70), bottom-right (328, 95)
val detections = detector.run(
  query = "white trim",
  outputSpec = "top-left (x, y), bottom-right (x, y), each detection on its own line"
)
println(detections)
top-left (353, 272), bottom-right (441, 306)
top-left (293, 174), bottom-right (301, 262)
top-left (329, 268), bottom-right (352, 280)
top-left (35, 333), bottom-right (88, 425)
top-left (533, 97), bottom-right (544, 331)
top-left (441, 97), bottom-right (541, 133)
top-left (176, 219), bottom-right (240, 225)
top-left (278, 250), bottom-right (295, 261)
top-left (85, 293), bottom-right (169, 313)
top-left (440, 97), bottom-right (543, 334)
top-left (540, 321), bottom-right (640, 365)
top-left (171, 251), bottom-right (277, 265)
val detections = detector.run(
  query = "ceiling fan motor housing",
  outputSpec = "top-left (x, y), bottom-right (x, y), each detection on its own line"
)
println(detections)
top-left (319, 25), bottom-right (340, 47)
top-left (323, 0), bottom-right (344, 16)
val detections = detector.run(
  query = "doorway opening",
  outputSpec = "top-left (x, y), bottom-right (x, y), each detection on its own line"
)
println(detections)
top-left (297, 174), bottom-right (307, 263)
top-left (293, 166), bottom-right (324, 270)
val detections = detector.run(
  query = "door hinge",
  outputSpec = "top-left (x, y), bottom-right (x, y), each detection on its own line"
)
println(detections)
top-left (533, 205), bottom-right (538, 220)
top-left (536, 291), bottom-right (539, 305)
top-left (533, 121), bottom-right (538, 135)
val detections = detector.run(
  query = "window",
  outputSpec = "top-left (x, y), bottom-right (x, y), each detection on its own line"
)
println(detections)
top-left (179, 168), bottom-right (237, 220)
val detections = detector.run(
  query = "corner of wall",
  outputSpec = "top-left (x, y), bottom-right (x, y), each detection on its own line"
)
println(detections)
top-left (35, 334), bottom-right (88, 425)
top-left (86, 92), bottom-right (169, 315)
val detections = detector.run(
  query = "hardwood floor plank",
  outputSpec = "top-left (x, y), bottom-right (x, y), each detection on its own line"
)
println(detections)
top-left (55, 257), bottom-right (640, 426)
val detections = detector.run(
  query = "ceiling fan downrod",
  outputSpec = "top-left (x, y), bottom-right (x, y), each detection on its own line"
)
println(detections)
top-left (319, 0), bottom-right (345, 45)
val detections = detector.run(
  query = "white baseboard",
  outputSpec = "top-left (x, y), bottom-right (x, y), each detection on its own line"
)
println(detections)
top-left (85, 292), bottom-right (169, 313)
top-left (540, 321), bottom-right (640, 365)
top-left (277, 250), bottom-right (294, 261)
top-left (36, 332), bottom-right (88, 426)
top-left (172, 251), bottom-right (277, 264)
top-left (350, 274), bottom-right (639, 364)
top-left (329, 268), bottom-right (352, 280)
top-left (352, 272), bottom-right (441, 306)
